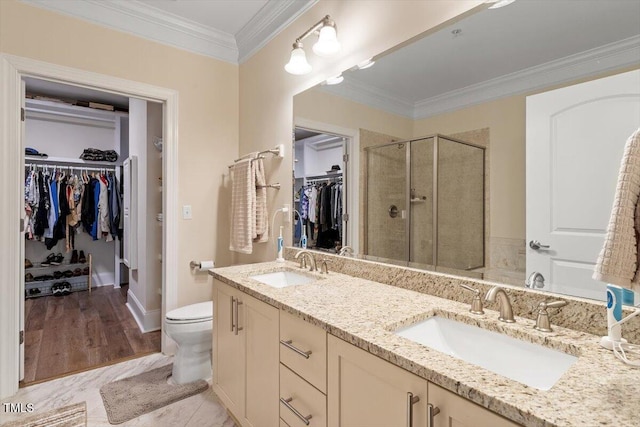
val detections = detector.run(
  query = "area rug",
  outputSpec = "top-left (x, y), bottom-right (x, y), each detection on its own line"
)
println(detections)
top-left (0, 401), bottom-right (86, 427)
top-left (99, 364), bottom-right (209, 425)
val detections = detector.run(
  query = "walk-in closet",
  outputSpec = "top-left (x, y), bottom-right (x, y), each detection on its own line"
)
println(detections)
top-left (293, 128), bottom-right (348, 251)
top-left (21, 78), bottom-right (163, 385)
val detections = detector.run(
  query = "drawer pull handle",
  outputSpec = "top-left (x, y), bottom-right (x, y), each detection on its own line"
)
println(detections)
top-left (427, 403), bottom-right (440, 427)
top-left (280, 339), bottom-right (312, 359)
top-left (406, 392), bottom-right (420, 427)
top-left (230, 296), bottom-right (234, 332)
top-left (280, 397), bottom-right (312, 425)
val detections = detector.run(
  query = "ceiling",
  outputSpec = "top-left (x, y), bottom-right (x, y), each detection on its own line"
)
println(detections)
top-left (22, 0), bottom-right (317, 63)
top-left (322, 0), bottom-right (640, 119)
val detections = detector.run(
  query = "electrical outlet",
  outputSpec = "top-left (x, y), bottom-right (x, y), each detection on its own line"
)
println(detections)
top-left (183, 205), bottom-right (192, 220)
top-left (283, 204), bottom-right (291, 222)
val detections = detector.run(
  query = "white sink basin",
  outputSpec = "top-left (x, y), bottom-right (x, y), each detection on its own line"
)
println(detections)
top-left (394, 316), bottom-right (577, 391)
top-left (250, 270), bottom-right (317, 288)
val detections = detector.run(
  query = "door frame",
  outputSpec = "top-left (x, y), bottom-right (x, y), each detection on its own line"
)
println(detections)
top-left (293, 117), bottom-right (359, 253)
top-left (0, 53), bottom-right (179, 398)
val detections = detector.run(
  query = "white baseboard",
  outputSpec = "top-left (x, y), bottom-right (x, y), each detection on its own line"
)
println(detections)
top-left (126, 289), bottom-right (162, 333)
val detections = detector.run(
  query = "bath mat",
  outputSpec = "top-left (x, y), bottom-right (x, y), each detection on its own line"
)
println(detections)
top-left (99, 364), bottom-right (208, 424)
top-left (0, 401), bottom-right (86, 427)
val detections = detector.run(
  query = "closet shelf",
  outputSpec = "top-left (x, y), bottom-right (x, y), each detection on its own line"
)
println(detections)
top-left (26, 261), bottom-right (90, 272)
top-left (24, 253), bottom-right (92, 299)
top-left (25, 276), bottom-right (92, 299)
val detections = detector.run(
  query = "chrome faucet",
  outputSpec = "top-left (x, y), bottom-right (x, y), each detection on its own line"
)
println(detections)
top-left (294, 250), bottom-right (317, 271)
top-left (534, 300), bottom-right (568, 332)
top-left (485, 286), bottom-right (515, 323)
top-left (526, 271), bottom-right (545, 289)
top-left (338, 246), bottom-right (354, 257)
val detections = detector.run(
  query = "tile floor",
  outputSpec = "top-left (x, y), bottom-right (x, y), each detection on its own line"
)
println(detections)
top-left (0, 353), bottom-right (235, 426)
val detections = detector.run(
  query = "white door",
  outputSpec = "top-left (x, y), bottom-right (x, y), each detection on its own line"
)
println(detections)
top-left (526, 69), bottom-right (640, 300)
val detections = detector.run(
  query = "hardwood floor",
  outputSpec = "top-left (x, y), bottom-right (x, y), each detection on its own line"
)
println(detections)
top-left (22, 284), bottom-right (161, 385)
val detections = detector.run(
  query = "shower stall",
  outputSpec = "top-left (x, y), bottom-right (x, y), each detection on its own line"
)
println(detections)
top-left (364, 134), bottom-right (485, 273)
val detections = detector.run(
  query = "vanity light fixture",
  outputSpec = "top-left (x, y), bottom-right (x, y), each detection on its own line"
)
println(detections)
top-left (487, 0), bottom-right (516, 9)
top-left (356, 58), bottom-right (375, 70)
top-left (324, 74), bottom-right (344, 85)
top-left (284, 15), bottom-right (341, 75)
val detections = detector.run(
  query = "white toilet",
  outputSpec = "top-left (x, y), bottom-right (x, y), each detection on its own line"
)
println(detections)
top-left (165, 301), bottom-right (213, 384)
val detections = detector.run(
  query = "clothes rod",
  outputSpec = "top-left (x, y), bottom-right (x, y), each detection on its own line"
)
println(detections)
top-left (26, 163), bottom-right (116, 172)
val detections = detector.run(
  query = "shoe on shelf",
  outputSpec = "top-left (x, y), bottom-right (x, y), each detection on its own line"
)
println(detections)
top-left (51, 283), bottom-right (62, 296)
top-left (82, 267), bottom-right (90, 275)
top-left (28, 288), bottom-right (41, 296)
top-left (53, 271), bottom-right (63, 279)
top-left (41, 253), bottom-right (56, 267)
top-left (70, 250), bottom-right (78, 264)
top-left (61, 282), bottom-right (71, 296)
top-left (73, 268), bottom-right (82, 276)
top-left (25, 259), bottom-right (33, 269)
top-left (63, 270), bottom-right (73, 278)
top-left (78, 250), bottom-right (86, 264)
top-left (25, 273), bottom-right (34, 282)
top-left (51, 253), bottom-right (64, 266)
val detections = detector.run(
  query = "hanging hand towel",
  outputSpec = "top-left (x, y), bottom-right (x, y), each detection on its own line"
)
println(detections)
top-left (254, 158), bottom-right (269, 243)
top-left (593, 128), bottom-right (640, 292)
top-left (229, 160), bottom-right (255, 254)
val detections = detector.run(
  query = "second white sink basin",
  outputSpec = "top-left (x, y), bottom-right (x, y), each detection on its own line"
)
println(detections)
top-left (250, 270), bottom-right (317, 288)
top-left (394, 316), bottom-right (577, 391)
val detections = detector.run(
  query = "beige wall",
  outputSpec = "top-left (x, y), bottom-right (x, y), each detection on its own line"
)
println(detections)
top-left (0, 0), bottom-right (239, 307)
top-left (414, 96), bottom-right (525, 240)
top-left (238, 0), bottom-right (486, 264)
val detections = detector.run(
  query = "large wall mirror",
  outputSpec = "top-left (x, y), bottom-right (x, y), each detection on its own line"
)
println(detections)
top-left (291, 0), bottom-right (640, 304)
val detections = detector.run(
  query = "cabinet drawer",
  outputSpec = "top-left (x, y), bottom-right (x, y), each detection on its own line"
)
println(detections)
top-left (280, 310), bottom-right (327, 393)
top-left (280, 365), bottom-right (327, 427)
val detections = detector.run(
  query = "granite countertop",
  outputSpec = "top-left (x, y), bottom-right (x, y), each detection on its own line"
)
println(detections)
top-left (210, 261), bottom-right (640, 427)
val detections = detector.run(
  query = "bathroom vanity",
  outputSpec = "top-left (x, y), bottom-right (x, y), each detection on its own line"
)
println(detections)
top-left (210, 254), bottom-right (640, 427)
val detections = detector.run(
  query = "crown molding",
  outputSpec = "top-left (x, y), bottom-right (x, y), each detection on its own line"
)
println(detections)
top-left (21, 0), bottom-right (239, 63)
top-left (237, 0), bottom-right (318, 64)
top-left (321, 78), bottom-right (415, 119)
top-left (412, 35), bottom-right (640, 119)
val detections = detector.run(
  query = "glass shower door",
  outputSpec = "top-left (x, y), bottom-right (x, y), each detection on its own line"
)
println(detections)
top-left (436, 136), bottom-right (485, 271)
top-left (409, 137), bottom-right (434, 267)
top-left (366, 142), bottom-right (408, 263)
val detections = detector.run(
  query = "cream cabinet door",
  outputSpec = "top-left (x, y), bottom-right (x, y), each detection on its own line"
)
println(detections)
top-left (328, 335), bottom-right (427, 427)
top-left (428, 382), bottom-right (521, 427)
top-left (213, 280), bottom-right (245, 419)
top-left (244, 292), bottom-right (280, 427)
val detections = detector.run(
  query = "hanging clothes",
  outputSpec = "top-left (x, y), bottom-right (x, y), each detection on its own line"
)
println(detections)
top-left (26, 165), bottom-right (122, 248)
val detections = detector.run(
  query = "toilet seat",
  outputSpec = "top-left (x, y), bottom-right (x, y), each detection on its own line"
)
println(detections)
top-left (166, 301), bottom-right (212, 323)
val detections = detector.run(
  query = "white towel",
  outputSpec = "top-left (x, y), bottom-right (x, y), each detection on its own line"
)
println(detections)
top-left (229, 160), bottom-right (255, 254)
top-left (254, 158), bottom-right (269, 243)
top-left (593, 128), bottom-right (640, 292)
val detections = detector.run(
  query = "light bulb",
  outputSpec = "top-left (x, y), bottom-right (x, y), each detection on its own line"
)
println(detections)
top-left (357, 58), bottom-right (375, 70)
top-left (325, 74), bottom-right (344, 85)
top-left (488, 0), bottom-right (516, 9)
top-left (313, 25), bottom-right (341, 57)
top-left (285, 46), bottom-right (312, 75)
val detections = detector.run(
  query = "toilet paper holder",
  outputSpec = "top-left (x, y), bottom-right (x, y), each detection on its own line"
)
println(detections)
top-left (190, 260), bottom-right (215, 270)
